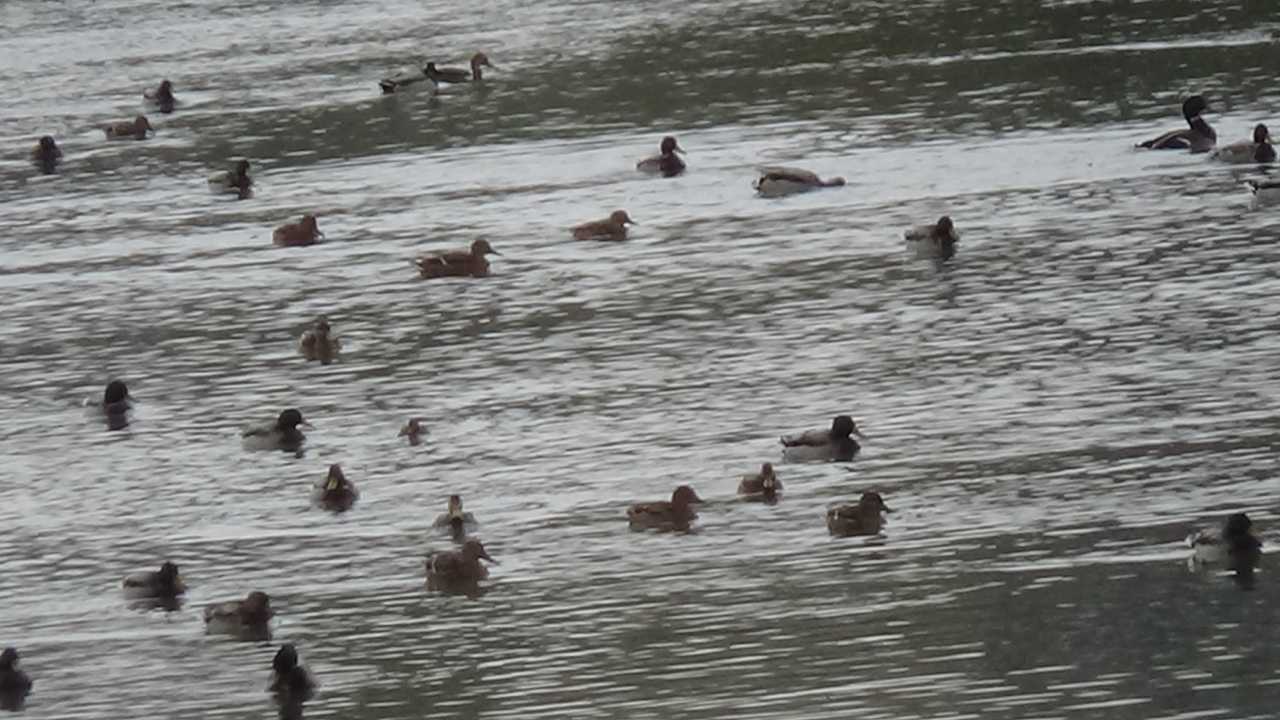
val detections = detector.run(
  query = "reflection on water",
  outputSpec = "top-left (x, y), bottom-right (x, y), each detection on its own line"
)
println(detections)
top-left (2, 0), bottom-right (1280, 718)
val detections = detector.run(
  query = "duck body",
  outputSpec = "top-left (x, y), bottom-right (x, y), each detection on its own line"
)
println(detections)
top-left (1137, 95), bottom-right (1216, 153)
top-left (379, 68), bottom-right (435, 94)
top-left (753, 167), bottom-right (846, 197)
top-left (905, 216), bottom-right (959, 261)
top-left (0, 648), bottom-right (31, 710)
top-left (432, 494), bottom-right (478, 530)
top-left (1212, 124), bottom-right (1275, 164)
top-left (242, 408), bottom-right (309, 452)
top-left (1246, 178), bottom-right (1280, 207)
top-left (572, 210), bottom-right (636, 241)
top-left (31, 136), bottom-right (61, 174)
top-left (122, 561), bottom-right (186, 599)
top-left (415, 238), bottom-right (499, 279)
top-left (273, 214), bottom-right (323, 247)
top-left (1187, 512), bottom-right (1261, 570)
top-left (144, 80), bottom-right (176, 114)
top-left (737, 463), bottom-right (781, 502)
top-left (627, 485), bottom-right (703, 532)
top-left (827, 491), bottom-right (893, 536)
top-left (426, 539), bottom-right (495, 586)
top-left (208, 159), bottom-right (253, 199)
top-left (204, 591), bottom-right (274, 638)
top-left (637, 136), bottom-right (686, 177)
top-left (781, 415), bottom-right (864, 462)
top-left (104, 115), bottom-right (154, 140)
top-left (102, 379), bottom-right (132, 430)
top-left (313, 464), bottom-right (358, 512)
top-left (298, 316), bottom-right (340, 364)
top-left (269, 644), bottom-right (316, 705)
top-left (426, 52), bottom-right (495, 85)
top-left (399, 418), bottom-right (425, 445)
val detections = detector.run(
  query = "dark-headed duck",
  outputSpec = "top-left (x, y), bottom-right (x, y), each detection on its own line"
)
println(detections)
top-left (144, 80), bottom-right (176, 114)
top-left (426, 52), bottom-right (496, 84)
top-left (104, 115), bottom-right (154, 141)
top-left (1188, 512), bottom-right (1262, 570)
top-left (270, 644), bottom-right (316, 706)
top-left (298, 316), bottom-right (340, 364)
top-left (754, 167), bottom-right (846, 197)
top-left (314, 464), bottom-right (358, 512)
top-left (242, 408), bottom-right (310, 452)
top-left (1214, 123), bottom-right (1275, 164)
top-left (1138, 95), bottom-right (1216, 153)
top-left (781, 415), bottom-right (865, 462)
top-left (102, 379), bottom-right (131, 430)
top-left (399, 417), bottom-right (425, 445)
top-left (209, 159), bottom-right (252, 199)
top-left (0, 647), bottom-right (32, 710)
top-left (572, 210), bottom-right (636, 241)
top-left (737, 462), bottom-right (781, 502)
top-left (905, 215), bottom-right (959, 261)
top-left (637, 136), bottom-right (686, 177)
top-left (415, 238), bottom-right (500, 279)
top-left (122, 561), bottom-right (186, 599)
top-left (273, 215), bottom-right (323, 247)
top-left (827, 491), bottom-right (893, 536)
top-left (31, 135), bottom-right (61, 174)
top-left (627, 485), bottom-right (703, 531)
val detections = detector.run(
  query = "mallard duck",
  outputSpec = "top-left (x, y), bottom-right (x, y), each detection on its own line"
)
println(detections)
top-left (208, 159), bottom-right (252, 199)
top-left (242, 409), bottom-right (310, 452)
top-left (144, 80), bottom-right (176, 114)
top-left (203, 591), bottom-right (274, 633)
top-left (399, 417), bottom-right (425, 445)
top-left (272, 214), bottom-right (323, 247)
top-left (104, 115), bottom-right (154, 141)
top-left (122, 561), bottom-right (186, 599)
top-left (313, 464), bottom-right (358, 512)
top-left (426, 52), bottom-right (496, 84)
top-left (627, 485), bottom-right (703, 531)
top-left (426, 539), bottom-right (496, 584)
top-left (433, 494), bottom-right (478, 530)
top-left (269, 644), bottom-right (316, 706)
top-left (102, 379), bottom-right (131, 430)
top-left (572, 210), bottom-right (636, 241)
top-left (298, 316), bottom-right (340, 364)
top-left (1213, 123), bottom-right (1275, 164)
top-left (415, 238), bottom-right (500, 279)
top-left (827, 491), bottom-right (893, 536)
top-left (379, 66), bottom-right (436, 95)
top-left (1245, 178), bottom-right (1280, 206)
top-left (1137, 95), bottom-right (1216, 153)
top-left (737, 462), bottom-right (781, 502)
top-left (0, 648), bottom-right (32, 710)
top-left (30, 135), bottom-right (61, 174)
top-left (753, 167), bottom-right (846, 197)
top-left (1187, 512), bottom-right (1262, 569)
top-left (636, 136), bottom-right (686, 177)
top-left (905, 216), bottom-right (959, 261)
top-left (780, 415), bottom-right (865, 462)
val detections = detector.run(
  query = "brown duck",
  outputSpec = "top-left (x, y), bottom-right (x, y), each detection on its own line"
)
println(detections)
top-left (737, 463), bottom-right (780, 502)
top-left (627, 485), bottom-right (703, 531)
top-left (273, 215), bottom-right (323, 247)
top-left (104, 115), bottom-right (154, 140)
top-left (426, 52), bottom-right (496, 84)
top-left (415, 238), bottom-right (500, 279)
top-left (826, 491), bottom-right (893, 536)
top-left (426, 539), bottom-right (496, 584)
top-left (572, 210), bottom-right (636, 241)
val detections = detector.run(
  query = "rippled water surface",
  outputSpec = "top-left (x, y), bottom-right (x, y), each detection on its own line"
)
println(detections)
top-left (3, 0), bottom-right (1280, 718)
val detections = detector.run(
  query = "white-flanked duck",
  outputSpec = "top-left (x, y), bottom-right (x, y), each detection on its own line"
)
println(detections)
top-left (242, 408), bottom-right (310, 452)
top-left (104, 115), bottom-right (154, 141)
top-left (208, 159), bottom-right (252, 199)
top-left (31, 135), bottom-right (61, 174)
top-left (427, 52), bottom-right (496, 85)
top-left (1213, 123), bottom-right (1275, 164)
top-left (379, 66), bottom-right (436, 95)
top-left (122, 561), bottom-right (186, 600)
top-left (572, 210), bottom-right (636, 241)
top-left (781, 415), bottom-right (865, 462)
top-left (1188, 512), bottom-right (1261, 570)
top-left (144, 80), bottom-right (176, 114)
top-left (905, 216), bottom-right (959, 261)
top-left (1137, 95), bottom-right (1216, 153)
top-left (637, 136), bottom-right (686, 177)
top-left (753, 167), bottom-right (846, 197)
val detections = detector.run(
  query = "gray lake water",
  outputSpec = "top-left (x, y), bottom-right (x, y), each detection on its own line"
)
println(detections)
top-left (3, 0), bottom-right (1280, 718)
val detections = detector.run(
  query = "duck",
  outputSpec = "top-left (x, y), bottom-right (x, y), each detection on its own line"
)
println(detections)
top-left (1245, 178), bottom-right (1280, 207)
top-left (1137, 95), bottom-right (1216, 153)
top-left (426, 52), bottom-right (496, 85)
top-left (426, 539), bottom-right (496, 585)
top-left (1187, 512), bottom-right (1262, 570)
top-left (208, 159), bottom-right (253, 199)
top-left (102, 379), bottom-right (131, 430)
top-left (572, 210), bottom-right (636, 241)
top-left (269, 644), bottom-right (316, 706)
top-left (1213, 123), bottom-right (1275, 164)
top-left (143, 79), bottom-right (176, 114)
top-left (826, 491), bottom-right (894, 536)
top-left (905, 216), bottom-right (959, 261)
top-left (379, 65), bottom-right (436, 95)
top-left (30, 135), bottom-right (61, 174)
top-left (415, 238), bottom-right (500, 279)
top-left (122, 561), bottom-right (186, 599)
top-left (313, 464), bottom-right (358, 512)
top-left (737, 462), bottom-right (781, 502)
top-left (203, 590), bottom-right (274, 633)
top-left (753, 167), bottom-right (846, 197)
top-left (627, 485), bottom-right (703, 532)
top-left (298, 315), bottom-right (340, 364)
top-left (780, 415), bottom-right (865, 462)
top-left (0, 647), bottom-right (32, 709)
top-left (399, 417), bottom-right (425, 445)
top-left (104, 115), bottom-right (154, 141)
top-left (242, 408), bottom-right (310, 452)
top-left (433, 494), bottom-right (478, 530)
top-left (273, 214), bottom-right (323, 247)
top-left (636, 136), bottom-right (686, 177)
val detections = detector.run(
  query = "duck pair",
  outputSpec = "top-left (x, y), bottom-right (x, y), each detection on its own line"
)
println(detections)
top-left (1141, 97), bottom-right (1274, 162)
top-left (380, 52), bottom-right (495, 94)
top-left (298, 316), bottom-right (340, 364)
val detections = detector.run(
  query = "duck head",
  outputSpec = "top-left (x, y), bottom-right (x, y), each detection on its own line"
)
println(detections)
top-left (158, 561), bottom-right (181, 588)
top-left (299, 215), bottom-right (323, 239)
top-left (104, 379), bottom-right (130, 406)
top-left (1224, 512), bottom-right (1253, 538)
top-left (273, 643), bottom-right (299, 674)
top-left (1253, 124), bottom-right (1271, 144)
top-left (859, 491), bottom-right (893, 514)
top-left (324, 464), bottom-right (346, 491)
top-left (38, 135), bottom-right (59, 155)
top-left (825, 176), bottom-right (847, 187)
top-left (235, 159), bottom-right (251, 177)
top-left (243, 590), bottom-right (272, 620)
top-left (447, 494), bottom-right (465, 516)
top-left (471, 52), bottom-right (495, 70)
top-left (461, 539), bottom-right (496, 563)
top-left (276, 408), bottom-right (310, 430)
top-left (471, 238), bottom-right (500, 256)
top-left (134, 115), bottom-right (154, 136)
top-left (1182, 95), bottom-right (1209, 120)
top-left (671, 484), bottom-right (704, 507)
top-left (0, 648), bottom-right (18, 671)
top-left (935, 216), bottom-right (956, 237)
top-left (312, 316), bottom-right (332, 337)
top-left (609, 210), bottom-right (637, 226)
top-left (158, 80), bottom-right (174, 99)
top-left (831, 415), bottom-right (865, 440)
top-left (660, 136), bottom-right (684, 156)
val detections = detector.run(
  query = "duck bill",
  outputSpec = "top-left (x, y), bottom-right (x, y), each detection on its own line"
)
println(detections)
top-left (481, 552), bottom-right (498, 564)
top-left (852, 429), bottom-right (867, 439)
top-left (301, 421), bottom-right (315, 429)
top-left (674, 145), bottom-right (687, 155)
top-left (882, 504), bottom-right (894, 513)
top-left (489, 249), bottom-right (503, 255)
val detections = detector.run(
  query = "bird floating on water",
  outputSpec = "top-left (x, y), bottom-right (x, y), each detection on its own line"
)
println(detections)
top-left (427, 52), bottom-right (496, 84)
top-left (203, 590), bottom-right (274, 638)
top-left (1213, 123), bottom-right (1275, 164)
top-left (1245, 178), bottom-right (1280, 207)
top-left (433, 494), bottom-right (478, 530)
top-left (826, 491), bottom-right (893, 536)
top-left (144, 79), bottom-right (176, 114)
top-left (415, 238), bottom-right (500, 279)
top-left (122, 561), bottom-right (186, 599)
top-left (637, 136), bottom-right (686, 177)
top-left (273, 214), bottom-right (323, 247)
top-left (572, 210), bottom-right (636, 241)
top-left (905, 215), bottom-right (960, 261)
top-left (753, 167), bottom-right (845, 197)
top-left (1137, 95), bottom-right (1216, 153)
top-left (399, 417), bottom-right (425, 445)
top-left (0, 647), bottom-right (32, 710)
top-left (298, 315), bottom-right (340, 364)
top-left (31, 136), bottom-right (61, 174)
top-left (627, 485), bottom-right (703, 532)
top-left (313, 464), bottom-right (358, 512)
top-left (104, 115), bottom-right (154, 141)
top-left (242, 408), bottom-right (310, 452)
top-left (1187, 512), bottom-right (1261, 570)
top-left (426, 539), bottom-right (496, 587)
top-left (780, 415), bottom-right (865, 462)
top-left (208, 159), bottom-right (252, 199)
top-left (737, 462), bottom-right (781, 502)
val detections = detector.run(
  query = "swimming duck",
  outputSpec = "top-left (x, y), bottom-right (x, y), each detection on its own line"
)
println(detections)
top-left (31, 135), bottom-right (61, 174)
top-left (826, 491), bottom-right (893, 536)
top-left (780, 415), bottom-right (865, 462)
top-left (298, 315), bottom-right (340, 364)
top-left (753, 167), bottom-right (846, 197)
top-left (270, 644), bottom-right (316, 706)
top-left (1137, 95), bottom-right (1216, 153)
top-left (313, 464), bottom-right (358, 512)
top-left (433, 494), bottom-right (478, 530)
top-left (905, 215), bottom-right (959, 261)
top-left (104, 115), bottom-right (154, 141)
top-left (1213, 123), bottom-right (1275, 164)
top-left (415, 238), bottom-right (500, 279)
top-left (144, 80), bottom-right (176, 114)
top-left (122, 561), bottom-right (186, 599)
top-left (572, 210), bottom-right (636, 241)
top-left (399, 417), bottom-right (425, 445)
top-left (242, 408), bottom-right (310, 452)
top-left (0, 648), bottom-right (32, 709)
top-left (1245, 178), bottom-right (1280, 206)
top-left (426, 539), bottom-right (496, 585)
top-left (627, 485), bottom-right (703, 531)
top-left (273, 215), bottom-right (323, 247)
top-left (203, 590), bottom-right (274, 633)
top-left (208, 159), bottom-right (252, 199)
top-left (737, 462), bottom-right (781, 502)
top-left (1187, 512), bottom-right (1262, 570)
top-left (102, 379), bottom-right (131, 430)
top-left (636, 136), bottom-right (686, 177)
top-left (379, 66), bottom-right (436, 95)
top-left (426, 52), bottom-right (496, 84)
